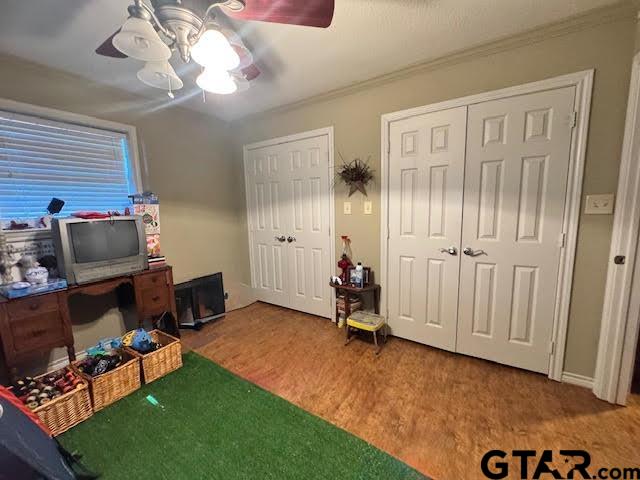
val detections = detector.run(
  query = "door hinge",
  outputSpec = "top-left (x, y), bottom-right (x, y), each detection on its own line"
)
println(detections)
top-left (569, 111), bottom-right (577, 128)
top-left (558, 232), bottom-right (566, 248)
top-left (387, 226), bottom-right (390, 240)
top-left (549, 341), bottom-right (555, 355)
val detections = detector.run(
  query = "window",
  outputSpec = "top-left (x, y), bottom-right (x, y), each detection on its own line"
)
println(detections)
top-left (0, 107), bottom-right (139, 221)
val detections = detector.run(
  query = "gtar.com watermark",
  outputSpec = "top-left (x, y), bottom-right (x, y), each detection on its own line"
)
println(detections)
top-left (481, 450), bottom-right (640, 479)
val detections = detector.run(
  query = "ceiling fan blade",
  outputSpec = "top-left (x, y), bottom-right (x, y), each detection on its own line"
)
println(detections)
top-left (242, 63), bottom-right (261, 81)
top-left (95, 29), bottom-right (128, 58)
top-left (227, 0), bottom-right (335, 28)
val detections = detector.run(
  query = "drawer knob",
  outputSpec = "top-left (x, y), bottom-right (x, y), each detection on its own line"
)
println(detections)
top-left (152, 295), bottom-right (160, 302)
top-left (29, 303), bottom-right (39, 311)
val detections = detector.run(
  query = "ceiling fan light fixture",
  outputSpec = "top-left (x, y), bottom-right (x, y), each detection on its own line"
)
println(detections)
top-left (233, 74), bottom-right (250, 93)
top-left (112, 17), bottom-right (171, 62)
top-left (191, 28), bottom-right (240, 71)
top-left (137, 61), bottom-right (183, 91)
top-left (196, 68), bottom-right (238, 95)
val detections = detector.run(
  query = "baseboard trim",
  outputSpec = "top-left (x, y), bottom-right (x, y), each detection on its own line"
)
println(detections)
top-left (48, 349), bottom-right (87, 371)
top-left (561, 371), bottom-right (594, 389)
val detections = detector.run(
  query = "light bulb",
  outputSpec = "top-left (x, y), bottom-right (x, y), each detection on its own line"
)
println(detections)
top-left (191, 29), bottom-right (240, 71)
top-left (196, 69), bottom-right (238, 95)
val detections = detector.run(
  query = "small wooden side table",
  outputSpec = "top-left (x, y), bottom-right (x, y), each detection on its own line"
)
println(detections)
top-left (329, 283), bottom-right (381, 320)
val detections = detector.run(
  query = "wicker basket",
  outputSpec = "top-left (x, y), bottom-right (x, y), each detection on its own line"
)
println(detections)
top-left (73, 350), bottom-right (141, 412)
top-left (125, 330), bottom-right (182, 384)
top-left (31, 367), bottom-right (93, 436)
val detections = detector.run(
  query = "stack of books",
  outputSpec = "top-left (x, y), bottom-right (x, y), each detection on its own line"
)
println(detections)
top-left (148, 255), bottom-right (166, 267)
top-left (337, 294), bottom-right (362, 316)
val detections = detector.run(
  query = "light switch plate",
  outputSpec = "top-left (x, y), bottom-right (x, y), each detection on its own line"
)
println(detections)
top-left (584, 194), bottom-right (615, 215)
top-left (343, 201), bottom-right (352, 215)
top-left (364, 201), bottom-right (373, 215)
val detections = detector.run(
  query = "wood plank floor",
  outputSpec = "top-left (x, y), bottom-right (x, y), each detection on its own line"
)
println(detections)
top-left (181, 302), bottom-right (640, 480)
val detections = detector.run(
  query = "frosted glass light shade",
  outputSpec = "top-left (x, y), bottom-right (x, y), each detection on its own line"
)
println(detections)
top-left (233, 74), bottom-right (250, 92)
top-left (113, 17), bottom-right (171, 62)
top-left (191, 29), bottom-right (240, 71)
top-left (137, 61), bottom-right (183, 90)
top-left (196, 69), bottom-right (237, 95)
top-left (221, 29), bottom-right (253, 68)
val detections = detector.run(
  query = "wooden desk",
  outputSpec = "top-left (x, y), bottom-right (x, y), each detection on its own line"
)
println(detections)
top-left (0, 266), bottom-right (178, 379)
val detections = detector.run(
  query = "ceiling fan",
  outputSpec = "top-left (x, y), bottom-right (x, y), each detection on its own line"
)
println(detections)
top-left (96, 0), bottom-right (335, 97)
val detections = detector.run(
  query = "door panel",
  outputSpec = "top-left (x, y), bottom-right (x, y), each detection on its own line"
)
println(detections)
top-left (284, 137), bottom-right (332, 317)
top-left (456, 86), bottom-right (576, 373)
top-left (387, 106), bottom-right (467, 351)
top-left (246, 134), bottom-right (332, 318)
top-left (246, 145), bottom-right (290, 308)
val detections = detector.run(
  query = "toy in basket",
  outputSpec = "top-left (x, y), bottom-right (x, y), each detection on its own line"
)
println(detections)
top-left (73, 342), bottom-right (140, 412)
top-left (123, 328), bottom-right (182, 384)
top-left (10, 367), bottom-right (92, 436)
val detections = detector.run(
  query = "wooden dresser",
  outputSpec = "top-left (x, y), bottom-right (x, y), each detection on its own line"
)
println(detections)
top-left (0, 266), bottom-right (178, 379)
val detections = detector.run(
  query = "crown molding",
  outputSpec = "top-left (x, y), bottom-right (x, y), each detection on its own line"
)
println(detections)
top-left (232, 2), bottom-right (637, 125)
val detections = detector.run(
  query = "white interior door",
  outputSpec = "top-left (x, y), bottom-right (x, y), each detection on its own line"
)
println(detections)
top-left (245, 132), bottom-right (332, 318)
top-left (387, 106), bottom-right (467, 351)
top-left (281, 135), bottom-right (332, 317)
top-left (246, 143), bottom-right (290, 308)
top-left (456, 86), bottom-right (576, 373)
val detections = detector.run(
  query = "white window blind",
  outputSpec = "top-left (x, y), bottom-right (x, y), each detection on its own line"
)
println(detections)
top-left (0, 110), bottom-right (136, 219)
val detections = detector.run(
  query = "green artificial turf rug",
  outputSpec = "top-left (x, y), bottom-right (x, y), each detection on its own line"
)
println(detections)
top-left (59, 352), bottom-right (427, 480)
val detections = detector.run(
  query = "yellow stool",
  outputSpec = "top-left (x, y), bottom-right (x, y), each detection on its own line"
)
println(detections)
top-left (345, 311), bottom-right (387, 355)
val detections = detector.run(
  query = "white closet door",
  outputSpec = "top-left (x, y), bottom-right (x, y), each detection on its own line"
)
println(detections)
top-left (246, 144), bottom-right (290, 308)
top-left (282, 136), bottom-right (332, 317)
top-left (456, 87), bottom-right (576, 373)
top-left (387, 107), bottom-right (467, 351)
top-left (246, 133), bottom-right (332, 318)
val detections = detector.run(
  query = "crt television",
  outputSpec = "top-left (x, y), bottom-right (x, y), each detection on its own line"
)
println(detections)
top-left (51, 216), bottom-right (148, 285)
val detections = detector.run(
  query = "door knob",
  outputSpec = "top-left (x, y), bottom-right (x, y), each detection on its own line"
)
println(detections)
top-left (274, 235), bottom-right (286, 242)
top-left (439, 246), bottom-right (458, 256)
top-left (463, 247), bottom-right (486, 257)
top-left (287, 236), bottom-right (296, 243)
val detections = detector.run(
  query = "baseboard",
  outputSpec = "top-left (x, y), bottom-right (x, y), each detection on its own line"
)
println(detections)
top-left (48, 349), bottom-right (87, 372)
top-left (561, 371), bottom-right (594, 389)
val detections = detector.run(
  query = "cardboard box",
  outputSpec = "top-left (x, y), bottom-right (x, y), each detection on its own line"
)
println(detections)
top-left (133, 204), bottom-right (160, 235)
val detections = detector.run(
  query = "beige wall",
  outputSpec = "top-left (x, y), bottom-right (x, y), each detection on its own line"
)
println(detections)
top-left (231, 13), bottom-right (637, 378)
top-left (0, 53), bottom-right (248, 370)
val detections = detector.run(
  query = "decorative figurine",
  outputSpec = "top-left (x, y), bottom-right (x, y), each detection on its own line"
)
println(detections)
top-left (17, 255), bottom-right (48, 284)
top-left (0, 231), bottom-right (16, 285)
top-left (338, 235), bottom-right (353, 284)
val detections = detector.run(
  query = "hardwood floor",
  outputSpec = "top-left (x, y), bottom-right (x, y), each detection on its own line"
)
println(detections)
top-left (181, 302), bottom-right (640, 480)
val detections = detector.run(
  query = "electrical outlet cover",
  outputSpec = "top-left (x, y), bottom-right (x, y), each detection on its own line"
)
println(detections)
top-left (584, 194), bottom-right (615, 215)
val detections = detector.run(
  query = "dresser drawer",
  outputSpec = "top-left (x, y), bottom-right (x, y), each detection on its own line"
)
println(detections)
top-left (7, 310), bottom-right (66, 353)
top-left (6, 294), bottom-right (59, 320)
top-left (140, 287), bottom-right (170, 315)
top-left (136, 271), bottom-right (167, 290)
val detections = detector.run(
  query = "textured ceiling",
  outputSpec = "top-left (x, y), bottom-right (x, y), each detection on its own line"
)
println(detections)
top-left (0, 0), bottom-right (619, 122)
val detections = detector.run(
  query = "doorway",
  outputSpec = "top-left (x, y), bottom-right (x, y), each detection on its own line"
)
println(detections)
top-left (243, 127), bottom-right (335, 318)
top-left (381, 72), bottom-right (593, 377)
